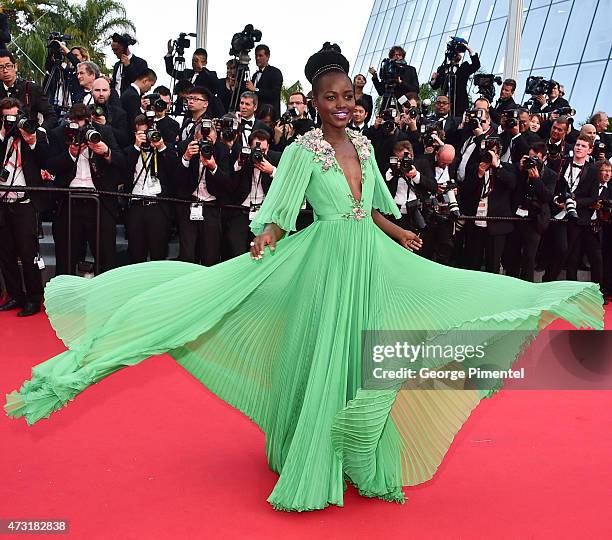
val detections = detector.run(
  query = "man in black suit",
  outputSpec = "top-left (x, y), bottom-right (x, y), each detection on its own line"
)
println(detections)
top-left (430, 42), bottom-right (481, 117)
top-left (368, 46), bottom-right (419, 107)
top-left (500, 109), bottom-right (533, 165)
top-left (490, 79), bottom-right (517, 125)
top-left (460, 141), bottom-right (517, 273)
top-left (164, 43), bottom-right (220, 95)
top-left (0, 50), bottom-right (57, 130)
top-left (246, 45), bottom-right (283, 116)
top-left (0, 97), bottom-right (50, 316)
top-left (151, 86), bottom-right (180, 150)
top-left (124, 114), bottom-right (178, 263)
top-left (543, 135), bottom-right (599, 282)
top-left (90, 77), bottom-right (130, 147)
top-left (531, 80), bottom-right (571, 115)
top-left (110, 33), bottom-right (148, 95)
top-left (504, 142), bottom-right (556, 281)
top-left (47, 103), bottom-right (126, 276)
top-left (223, 129), bottom-right (280, 258)
top-left (236, 91), bottom-right (269, 150)
top-left (430, 95), bottom-right (462, 149)
top-left (120, 68), bottom-right (157, 128)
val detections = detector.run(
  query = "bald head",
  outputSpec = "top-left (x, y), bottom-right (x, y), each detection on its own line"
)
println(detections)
top-left (437, 144), bottom-right (456, 168)
top-left (92, 77), bottom-right (111, 104)
top-left (580, 123), bottom-right (597, 141)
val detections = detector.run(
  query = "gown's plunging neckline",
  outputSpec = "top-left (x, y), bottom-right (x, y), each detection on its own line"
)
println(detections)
top-left (326, 135), bottom-right (364, 203)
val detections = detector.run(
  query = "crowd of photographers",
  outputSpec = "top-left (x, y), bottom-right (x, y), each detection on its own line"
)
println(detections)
top-left (0, 27), bottom-right (611, 317)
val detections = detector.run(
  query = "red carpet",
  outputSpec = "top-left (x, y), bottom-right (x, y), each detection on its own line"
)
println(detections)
top-left (2, 308), bottom-right (612, 539)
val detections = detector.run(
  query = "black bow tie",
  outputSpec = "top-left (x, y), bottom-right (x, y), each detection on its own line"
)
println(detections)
top-left (572, 162), bottom-right (583, 169)
top-left (241, 119), bottom-right (253, 127)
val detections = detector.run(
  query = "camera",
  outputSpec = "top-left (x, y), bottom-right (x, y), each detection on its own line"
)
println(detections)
top-left (379, 57), bottom-right (407, 86)
top-left (525, 76), bottom-right (552, 96)
top-left (466, 108), bottom-right (485, 130)
top-left (389, 152), bottom-right (414, 175)
top-left (239, 142), bottom-right (265, 166)
top-left (479, 137), bottom-right (501, 164)
top-left (3, 113), bottom-right (38, 135)
top-left (198, 138), bottom-right (214, 159)
top-left (279, 107), bottom-right (299, 126)
top-left (64, 122), bottom-right (102, 145)
top-left (89, 104), bottom-right (107, 118)
top-left (473, 74), bottom-right (502, 102)
top-left (554, 191), bottom-right (578, 220)
top-left (144, 93), bottom-right (167, 113)
top-left (593, 141), bottom-right (607, 159)
top-left (215, 114), bottom-right (239, 140)
top-left (445, 36), bottom-right (467, 60)
top-left (539, 107), bottom-right (576, 121)
top-left (405, 106), bottom-right (420, 120)
top-left (229, 24), bottom-right (262, 56)
top-left (173, 32), bottom-right (196, 59)
top-left (523, 156), bottom-right (542, 170)
top-left (251, 142), bottom-right (264, 163)
top-left (380, 108), bottom-right (398, 133)
top-left (199, 119), bottom-right (213, 139)
top-left (502, 109), bottom-right (520, 129)
top-left (420, 119), bottom-right (441, 148)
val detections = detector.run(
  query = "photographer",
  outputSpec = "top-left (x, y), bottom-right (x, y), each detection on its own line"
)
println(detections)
top-left (0, 97), bottom-right (50, 316)
top-left (589, 111), bottom-right (611, 159)
top-left (429, 95), bottom-right (461, 149)
top-left (0, 50), bottom-right (57, 131)
top-left (504, 142), bottom-right (556, 281)
top-left (179, 86), bottom-right (214, 141)
top-left (176, 121), bottom-right (230, 266)
top-left (456, 109), bottom-right (497, 181)
top-left (542, 135), bottom-right (599, 282)
top-left (110, 33), bottom-right (148, 95)
top-left (150, 86), bottom-right (180, 150)
top-left (490, 79), bottom-right (517, 125)
top-left (246, 45), bottom-right (283, 117)
top-left (368, 46), bottom-right (419, 107)
top-left (421, 144), bottom-right (458, 266)
top-left (237, 91), bottom-right (268, 148)
top-left (47, 103), bottom-right (125, 276)
top-left (165, 42), bottom-right (220, 95)
top-left (542, 117), bottom-right (570, 172)
top-left (74, 61), bottom-right (100, 105)
top-left (218, 59), bottom-right (238, 113)
top-left (531, 80), bottom-right (571, 115)
top-left (367, 106), bottom-right (409, 176)
top-left (120, 68), bottom-right (157, 128)
top-left (384, 140), bottom-right (435, 235)
top-left (460, 139), bottom-right (516, 273)
top-left (223, 129), bottom-right (280, 258)
top-left (597, 161), bottom-right (612, 301)
top-left (89, 77), bottom-right (130, 147)
top-left (499, 109), bottom-right (533, 164)
top-left (430, 39), bottom-right (480, 116)
top-left (124, 114), bottom-right (177, 263)
top-left (272, 92), bottom-right (314, 152)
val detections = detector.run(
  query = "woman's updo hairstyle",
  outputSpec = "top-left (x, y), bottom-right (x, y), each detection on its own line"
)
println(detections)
top-left (305, 42), bottom-right (350, 96)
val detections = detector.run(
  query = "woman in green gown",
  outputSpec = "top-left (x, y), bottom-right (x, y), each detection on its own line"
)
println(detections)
top-left (5, 45), bottom-right (604, 512)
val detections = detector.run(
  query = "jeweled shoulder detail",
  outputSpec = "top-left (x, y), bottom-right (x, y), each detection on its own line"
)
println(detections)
top-left (346, 128), bottom-right (371, 162)
top-left (295, 128), bottom-right (370, 173)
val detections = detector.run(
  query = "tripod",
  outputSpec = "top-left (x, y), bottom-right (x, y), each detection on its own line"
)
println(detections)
top-left (169, 52), bottom-right (187, 116)
top-left (380, 82), bottom-right (398, 113)
top-left (229, 50), bottom-right (252, 113)
top-left (440, 56), bottom-right (458, 116)
top-left (43, 60), bottom-right (71, 118)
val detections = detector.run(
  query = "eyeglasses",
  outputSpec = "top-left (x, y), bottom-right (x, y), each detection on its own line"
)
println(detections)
top-left (186, 96), bottom-right (207, 102)
top-left (288, 101), bottom-right (304, 106)
top-left (0, 64), bottom-right (15, 71)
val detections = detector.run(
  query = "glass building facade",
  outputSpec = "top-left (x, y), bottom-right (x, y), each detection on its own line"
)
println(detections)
top-left (352, 0), bottom-right (612, 122)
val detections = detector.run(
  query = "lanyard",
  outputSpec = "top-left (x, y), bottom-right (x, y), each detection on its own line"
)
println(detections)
top-left (567, 164), bottom-right (581, 191)
top-left (480, 170), bottom-right (491, 199)
top-left (249, 168), bottom-right (263, 205)
top-left (133, 150), bottom-right (156, 190)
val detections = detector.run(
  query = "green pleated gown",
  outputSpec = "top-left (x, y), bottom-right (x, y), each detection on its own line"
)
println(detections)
top-left (5, 128), bottom-right (604, 512)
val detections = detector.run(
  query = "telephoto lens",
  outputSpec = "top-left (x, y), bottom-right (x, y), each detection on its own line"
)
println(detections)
top-left (146, 128), bottom-right (162, 143)
top-left (85, 127), bottom-right (102, 144)
top-left (16, 116), bottom-right (38, 135)
top-left (199, 139), bottom-right (214, 160)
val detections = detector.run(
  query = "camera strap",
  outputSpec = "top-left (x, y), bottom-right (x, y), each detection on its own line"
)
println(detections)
top-left (133, 150), bottom-right (155, 190)
top-left (0, 138), bottom-right (21, 200)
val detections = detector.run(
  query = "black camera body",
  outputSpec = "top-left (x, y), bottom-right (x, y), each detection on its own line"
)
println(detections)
top-left (230, 24), bottom-right (262, 56)
top-left (279, 107), bottom-right (299, 126)
top-left (198, 138), bottom-right (214, 159)
top-left (406, 106), bottom-right (420, 120)
top-left (466, 108), bottom-right (485, 130)
top-left (173, 32), bottom-right (196, 58)
top-left (215, 115), bottom-right (239, 140)
top-left (144, 93), bottom-right (167, 113)
top-left (479, 137), bottom-right (501, 164)
top-left (593, 140), bottom-right (607, 159)
top-left (502, 109), bottom-right (520, 129)
top-left (65, 122), bottom-right (102, 145)
top-left (381, 108), bottom-right (398, 133)
top-left (473, 73), bottom-right (502, 102)
top-left (523, 156), bottom-right (542, 171)
top-left (525, 76), bottom-right (552, 96)
top-left (555, 190), bottom-right (578, 219)
top-left (445, 36), bottom-right (467, 60)
top-left (420, 119), bottom-right (441, 148)
top-left (251, 142), bottom-right (264, 163)
top-left (239, 142), bottom-right (265, 166)
top-left (3, 113), bottom-right (38, 135)
top-left (379, 57), bottom-right (407, 86)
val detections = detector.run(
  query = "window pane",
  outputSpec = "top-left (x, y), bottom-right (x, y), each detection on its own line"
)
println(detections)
top-left (530, 0), bottom-right (551, 8)
top-left (369, 12), bottom-right (385, 52)
top-left (476, 0), bottom-right (496, 23)
top-left (459, 0), bottom-right (481, 27)
top-left (358, 16), bottom-right (377, 57)
top-left (568, 61), bottom-right (606, 120)
top-left (492, 0), bottom-right (509, 19)
top-left (385, 4), bottom-right (407, 48)
top-left (493, 22), bottom-right (509, 74)
top-left (406, 0), bottom-right (428, 42)
top-left (550, 63), bottom-right (578, 98)
top-left (467, 22), bottom-right (490, 57)
top-left (431, 0), bottom-right (452, 36)
top-left (374, 9), bottom-right (394, 51)
top-left (480, 18), bottom-right (506, 73)
top-left (533, 1), bottom-right (572, 69)
top-left (519, 7), bottom-right (548, 72)
top-left (418, 0), bottom-right (441, 38)
top-left (378, 0), bottom-right (391, 12)
top-left (445, 0), bottom-right (466, 32)
top-left (514, 70), bottom-right (531, 106)
top-left (410, 39), bottom-right (428, 70)
top-left (419, 34), bottom-right (444, 79)
top-left (372, 0), bottom-right (384, 14)
top-left (582, 1), bottom-right (612, 62)
top-left (593, 62), bottom-right (612, 120)
top-left (557, 0), bottom-right (597, 65)
top-left (397, 1), bottom-right (417, 44)
top-left (432, 31), bottom-right (454, 72)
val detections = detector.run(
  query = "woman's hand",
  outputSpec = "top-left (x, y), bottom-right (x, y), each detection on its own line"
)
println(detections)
top-left (250, 224), bottom-right (283, 260)
top-left (398, 230), bottom-right (423, 252)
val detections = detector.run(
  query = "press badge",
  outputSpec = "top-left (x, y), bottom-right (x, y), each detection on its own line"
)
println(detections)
top-left (147, 176), bottom-right (162, 195)
top-left (516, 207), bottom-right (529, 217)
top-left (475, 198), bottom-right (488, 227)
top-left (249, 203), bottom-right (261, 221)
top-left (34, 255), bottom-right (45, 269)
top-left (190, 203), bottom-right (204, 221)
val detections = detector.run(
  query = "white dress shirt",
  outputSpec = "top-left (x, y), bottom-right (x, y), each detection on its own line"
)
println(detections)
top-left (0, 134), bottom-right (34, 199)
top-left (114, 53), bottom-right (133, 91)
top-left (69, 147), bottom-right (96, 188)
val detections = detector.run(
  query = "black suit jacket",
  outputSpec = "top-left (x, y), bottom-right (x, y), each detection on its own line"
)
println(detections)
top-left (512, 163), bottom-right (556, 234)
top-left (111, 55), bottom-right (148, 95)
top-left (163, 56), bottom-right (220, 94)
top-left (123, 145), bottom-right (178, 198)
top-left (384, 157), bottom-right (436, 200)
top-left (554, 161), bottom-right (599, 225)
top-left (46, 123), bottom-right (126, 215)
top-left (431, 54), bottom-right (481, 116)
top-left (252, 65), bottom-right (283, 114)
top-left (501, 131), bottom-right (531, 165)
top-left (94, 103), bottom-right (130, 148)
top-left (533, 96), bottom-right (571, 114)
top-left (490, 96), bottom-right (517, 125)
top-left (460, 161), bottom-right (517, 235)
top-left (0, 128), bottom-right (51, 211)
top-left (0, 78), bottom-right (57, 130)
top-left (156, 115), bottom-right (181, 150)
top-left (120, 85), bottom-right (142, 128)
top-left (372, 64), bottom-right (419, 98)
top-left (226, 150), bottom-right (281, 205)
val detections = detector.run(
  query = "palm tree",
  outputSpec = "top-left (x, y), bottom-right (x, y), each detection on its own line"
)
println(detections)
top-left (281, 81), bottom-right (303, 109)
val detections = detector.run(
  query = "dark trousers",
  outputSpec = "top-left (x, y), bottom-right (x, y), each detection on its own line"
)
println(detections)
top-left (542, 221), bottom-right (567, 282)
top-left (296, 209), bottom-right (314, 231)
top-left (53, 198), bottom-right (117, 276)
top-left (565, 221), bottom-right (603, 286)
top-left (464, 224), bottom-right (507, 273)
top-left (177, 203), bottom-right (221, 266)
top-left (504, 222), bottom-right (542, 281)
top-left (126, 202), bottom-right (171, 263)
top-left (602, 223), bottom-right (612, 294)
top-left (421, 220), bottom-right (455, 266)
top-left (222, 206), bottom-right (252, 260)
top-left (0, 201), bottom-right (43, 302)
